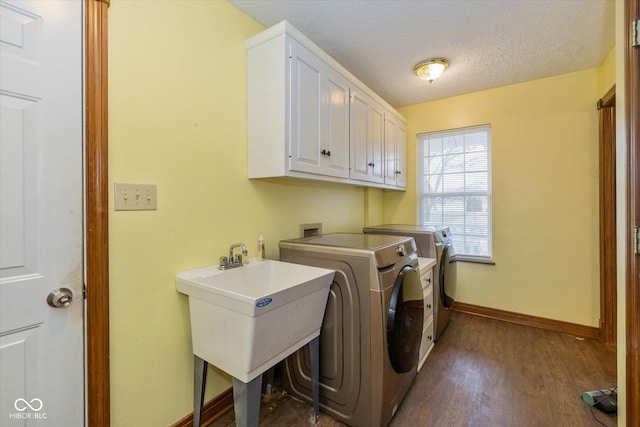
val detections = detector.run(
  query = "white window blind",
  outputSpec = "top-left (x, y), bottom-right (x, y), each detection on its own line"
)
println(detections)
top-left (417, 125), bottom-right (492, 261)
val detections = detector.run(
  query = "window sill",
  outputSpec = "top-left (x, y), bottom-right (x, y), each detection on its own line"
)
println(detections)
top-left (454, 256), bottom-right (495, 265)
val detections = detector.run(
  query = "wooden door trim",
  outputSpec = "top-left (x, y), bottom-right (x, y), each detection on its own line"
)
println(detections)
top-left (598, 85), bottom-right (616, 109)
top-left (86, 0), bottom-right (110, 425)
top-left (598, 85), bottom-right (616, 345)
top-left (626, 0), bottom-right (640, 425)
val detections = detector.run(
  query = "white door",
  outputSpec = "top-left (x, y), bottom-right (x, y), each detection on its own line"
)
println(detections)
top-left (0, 1), bottom-right (84, 425)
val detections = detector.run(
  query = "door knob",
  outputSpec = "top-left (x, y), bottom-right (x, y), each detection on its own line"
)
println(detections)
top-left (47, 287), bottom-right (73, 308)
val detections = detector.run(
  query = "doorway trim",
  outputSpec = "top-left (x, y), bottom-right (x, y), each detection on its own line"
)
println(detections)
top-left (86, 0), bottom-right (110, 425)
top-left (598, 85), bottom-right (617, 345)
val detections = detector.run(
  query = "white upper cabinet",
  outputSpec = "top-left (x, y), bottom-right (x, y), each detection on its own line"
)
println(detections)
top-left (289, 39), bottom-right (350, 178)
top-left (396, 122), bottom-right (407, 188)
top-left (350, 87), bottom-right (384, 184)
top-left (384, 112), bottom-right (407, 189)
top-left (246, 21), bottom-right (406, 190)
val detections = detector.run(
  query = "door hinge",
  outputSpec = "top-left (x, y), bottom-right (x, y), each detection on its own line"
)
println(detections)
top-left (83, 283), bottom-right (87, 299)
top-left (634, 226), bottom-right (640, 255)
top-left (633, 20), bottom-right (639, 48)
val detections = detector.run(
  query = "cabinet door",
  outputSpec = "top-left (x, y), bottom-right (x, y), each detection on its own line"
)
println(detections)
top-left (350, 88), bottom-right (384, 183)
top-left (396, 122), bottom-right (407, 188)
top-left (384, 115), bottom-right (397, 186)
top-left (289, 40), bottom-right (323, 175)
top-left (289, 40), bottom-right (349, 179)
top-left (324, 71), bottom-right (350, 178)
top-left (349, 88), bottom-right (370, 181)
top-left (383, 113), bottom-right (407, 189)
top-left (369, 102), bottom-right (385, 183)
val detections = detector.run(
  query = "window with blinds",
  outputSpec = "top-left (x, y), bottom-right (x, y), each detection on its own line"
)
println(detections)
top-left (417, 125), bottom-right (492, 261)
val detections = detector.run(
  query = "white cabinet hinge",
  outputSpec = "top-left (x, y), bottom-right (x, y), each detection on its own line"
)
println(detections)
top-left (634, 226), bottom-right (640, 255)
top-left (633, 20), bottom-right (639, 48)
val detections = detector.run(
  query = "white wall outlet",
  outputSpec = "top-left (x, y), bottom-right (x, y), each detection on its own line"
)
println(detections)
top-left (114, 183), bottom-right (157, 211)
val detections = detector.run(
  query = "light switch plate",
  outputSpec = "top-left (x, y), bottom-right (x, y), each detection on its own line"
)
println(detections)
top-left (114, 183), bottom-right (157, 211)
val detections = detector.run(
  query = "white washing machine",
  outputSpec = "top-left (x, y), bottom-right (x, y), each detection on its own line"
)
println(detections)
top-left (363, 224), bottom-right (457, 341)
top-left (279, 233), bottom-right (423, 427)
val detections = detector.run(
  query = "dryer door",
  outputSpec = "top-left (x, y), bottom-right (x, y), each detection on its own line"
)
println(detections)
top-left (387, 265), bottom-right (423, 373)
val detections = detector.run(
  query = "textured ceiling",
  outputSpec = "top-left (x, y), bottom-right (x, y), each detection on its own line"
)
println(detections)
top-left (229, 0), bottom-right (615, 108)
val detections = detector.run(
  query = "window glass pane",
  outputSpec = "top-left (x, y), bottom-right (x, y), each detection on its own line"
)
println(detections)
top-left (442, 134), bottom-right (464, 154)
top-left (427, 175), bottom-right (443, 193)
top-left (466, 172), bottom-right (488, 191)
top-left (429, 138), bottom-right (442, 155)
top-left (423, 196), bottom-right (443, 225)
top-left (428, 156), bottom-right (443, 174)
top-left (442, 173), bottom-right (464, 192)
top-left (442, 196), bottom-right (464, 227)
top-left (465, 151), bottom-right (487, 172)
top-left (442, 153), bottom-right (464, 173)
top-left (452, 236), bottom-right (465, 252)
top-left (465, 132), bottom-right (488, 152)
top-left (463, 236), bottom-right (489, 256)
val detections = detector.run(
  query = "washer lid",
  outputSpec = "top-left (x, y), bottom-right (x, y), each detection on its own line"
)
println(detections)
top-left (280, 233), bottom-right (410, 251)
top-left (279, 233), bottom-right (417, 268)
top-left (363, 224), bottom-right (438, 233)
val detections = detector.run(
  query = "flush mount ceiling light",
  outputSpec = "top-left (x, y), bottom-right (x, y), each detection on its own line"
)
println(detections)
top-left (414, 58), bottom-right (449, 84)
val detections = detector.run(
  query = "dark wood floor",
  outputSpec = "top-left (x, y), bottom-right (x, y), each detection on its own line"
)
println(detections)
top-left (208, 311), bottom-right (617, 427)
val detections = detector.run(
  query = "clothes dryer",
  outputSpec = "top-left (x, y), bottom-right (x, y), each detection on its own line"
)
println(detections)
top-left (279, 233), bottom-right (423, 427)
top-left (363, 224), bottom-right (457, 340)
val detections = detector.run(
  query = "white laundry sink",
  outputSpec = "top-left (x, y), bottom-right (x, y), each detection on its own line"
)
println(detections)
top-left (176, 259), bottom-right (335, 383)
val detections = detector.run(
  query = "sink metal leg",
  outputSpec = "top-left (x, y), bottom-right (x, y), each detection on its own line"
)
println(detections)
top-left (193, 355), bottom-right (208, 427)
top-left (264, 366), bottom-right (275, 396)
top-left (233, 375), bottom-right (262, 427)
top-left (310, 336), bottom-right (320, 423)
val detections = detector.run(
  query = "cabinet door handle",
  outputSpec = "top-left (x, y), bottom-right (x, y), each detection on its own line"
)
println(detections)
top-left (368, 162), bottom-right (375, 167)
top-left (320, 149), bottom-right (331, 157)
top-left (326, 150), bottom-right (330, 157)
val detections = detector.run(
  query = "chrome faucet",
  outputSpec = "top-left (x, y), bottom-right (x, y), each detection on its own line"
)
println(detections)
top-left (219, 243), bottom-right (248, 270)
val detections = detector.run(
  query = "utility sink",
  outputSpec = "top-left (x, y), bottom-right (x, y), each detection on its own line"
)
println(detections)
top-left (176, 259), bottom-right (335, 383)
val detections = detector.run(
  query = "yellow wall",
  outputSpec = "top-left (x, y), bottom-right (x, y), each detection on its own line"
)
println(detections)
top-left (389, 65), bottom-right (610, 327)
top-left (108, 1), bottom-right (368, 425)
top-left (598, 47), bottom-right (616, 96)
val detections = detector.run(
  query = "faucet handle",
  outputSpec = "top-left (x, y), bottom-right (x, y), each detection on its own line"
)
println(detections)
top-left (219, 256), bottom-right (228, 266)
top-left (235, 254), bottom-right (243, 264)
